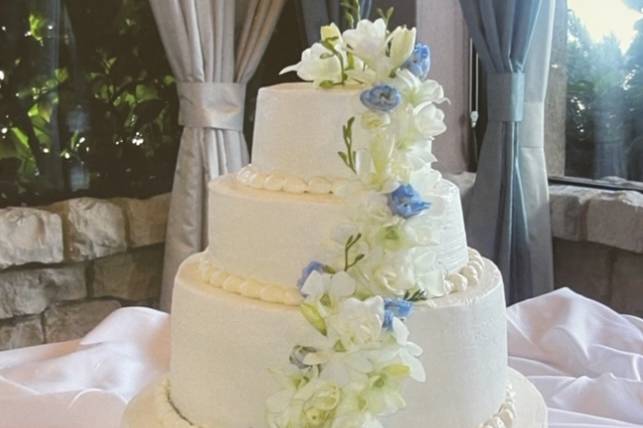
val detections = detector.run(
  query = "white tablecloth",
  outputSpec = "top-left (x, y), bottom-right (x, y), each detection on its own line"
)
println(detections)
top-left (0, 287), bottom-right (641, 428)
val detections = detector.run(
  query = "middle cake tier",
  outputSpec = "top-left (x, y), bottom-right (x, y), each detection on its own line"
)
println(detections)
top-left (207, 175), bottom-right (469, 290)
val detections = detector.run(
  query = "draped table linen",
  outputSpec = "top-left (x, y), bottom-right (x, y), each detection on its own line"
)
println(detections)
top-left (0, 288), bottom-right (641, 427)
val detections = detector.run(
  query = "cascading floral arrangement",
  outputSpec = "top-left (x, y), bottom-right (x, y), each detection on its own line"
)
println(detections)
top-left (266, 12), bottom-right (449, 428)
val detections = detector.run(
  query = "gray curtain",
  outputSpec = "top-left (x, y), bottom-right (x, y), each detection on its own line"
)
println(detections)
top-left (296, 0), bottom-right (372, 45)
top-left (458, 0), bottom-right (555, 303)
top-left (150, 0), bottom-right (286, 311)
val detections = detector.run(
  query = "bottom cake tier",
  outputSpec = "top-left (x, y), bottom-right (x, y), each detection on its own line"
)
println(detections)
top-left (122, 369), bottom-right (547, 428)
top-left (123, 252), bottom-right (538, 428)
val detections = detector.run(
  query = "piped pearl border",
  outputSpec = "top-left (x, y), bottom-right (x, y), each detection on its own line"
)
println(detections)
top-left (480, 383), bottom-right (517, 428)
top-left (236, 164), bottom-right (348, 194)
top-left (153, 376), bottom-right (515, 428)
top-left (198, 257), bottom-right (303, 306)
top-left (444, 248), bottom-right (485, 294)
top-left (198, 248), bottom-right (485, 306)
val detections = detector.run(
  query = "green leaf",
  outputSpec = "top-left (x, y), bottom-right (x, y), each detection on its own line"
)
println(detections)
top-left (338, 116), bottom-right (357, 174)
top-left (403, 288), bottom-right (429, 302)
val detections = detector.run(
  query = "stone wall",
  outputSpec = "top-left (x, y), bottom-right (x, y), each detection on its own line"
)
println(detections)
top-left (445, 173), bottom-right (643, 317)
top-left (550, 186), bottom-right (643, 317)
top-left (0, 193), bottom-right (169, 350)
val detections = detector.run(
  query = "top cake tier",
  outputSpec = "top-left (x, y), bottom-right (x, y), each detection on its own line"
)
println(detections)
top-left (251, 82), bottom-right (366, 180)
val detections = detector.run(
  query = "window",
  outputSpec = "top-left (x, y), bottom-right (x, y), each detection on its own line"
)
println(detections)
top-left (0, 0), bottom-right (179, 207)
top-left (564, 0), bottom-right (643, 186)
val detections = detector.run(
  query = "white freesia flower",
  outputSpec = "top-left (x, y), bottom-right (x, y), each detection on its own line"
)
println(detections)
top-left (387, 104), bottom-right (426, 150)
top-left (361, 111), bottom-right (391, 130)
top-left (388, 141), bottom-right (438, 184)
top-left (414, 102), bottom-right (447, 138)
top-left (388, 26), bottom-right (416, 71)
top-left (343, 19), bottom-right (415, 82)
top-left (345, 64), bottom-right (377, 86)
top-left (394, 69), bottom-right (448, 107)
top-left (321, 23), bottom-right (342, 42)
top-left (343, 19), bottom-right (388, 72)
top-left (409, 165), bottom-right (441, 196)
top-left (353, 134), bottom-right (402, 191)
top-left (280, 43), bottom-right (344, 87)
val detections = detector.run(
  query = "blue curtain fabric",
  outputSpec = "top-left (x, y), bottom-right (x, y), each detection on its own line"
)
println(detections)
top-left (458, 0), bottom-right (555, 303)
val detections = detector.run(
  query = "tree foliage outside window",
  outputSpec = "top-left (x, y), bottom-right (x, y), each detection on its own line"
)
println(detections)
top-left (0, 0), bottom-right (179, 207)
top-left (566, 0), bottom-right (643, 182)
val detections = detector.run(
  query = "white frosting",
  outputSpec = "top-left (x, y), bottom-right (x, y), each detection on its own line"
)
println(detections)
top-left (251, 83), bottom-right (368, 180)
top-left (169, 253), bottom-right (508, 428)
top-left (123, 369), bottom-right (547, 428)
top-left (207, 175), bottom-right (469, 287)
top-left (143, 377), bottom-right (516, 428)
top-left (237, 164), bottom-right (348, 194)
top-left (198, 248), bottom-right (486, 306)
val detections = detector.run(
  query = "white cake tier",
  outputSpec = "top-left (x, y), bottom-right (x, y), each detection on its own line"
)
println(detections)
top-left (207, 175), bottom-right (469, 289)
top-left (252, 83), bottom-right (367, 180)
top-left (123, 369), bottom-right (548, 428)
top-left (167, 252), bottom-right (509, 428)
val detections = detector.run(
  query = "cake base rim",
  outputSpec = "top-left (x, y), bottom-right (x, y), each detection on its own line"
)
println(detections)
top-left (121, 368), bottom-right (547, 428)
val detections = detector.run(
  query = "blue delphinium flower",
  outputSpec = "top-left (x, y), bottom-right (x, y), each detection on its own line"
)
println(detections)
top-left (360, 84), bottom-right (402, 112)
top-left (387, 184), bottom-right (431, 218)
top-left (383, 298), bottom-right (414, 330)
top-left (297, 261), bottom-right (326, 293)
top-left (403, 43), bottom-right (431, 80)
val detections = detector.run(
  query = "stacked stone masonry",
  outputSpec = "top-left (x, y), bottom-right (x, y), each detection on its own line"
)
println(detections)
top-left (3, 178), bottom-right (642, 349)
top-left (0, 193), bottom-right (169, 351)
top-left (445, 174), bottom-right (643, 318)
top-left (550, 185), bottom-right (643, 317)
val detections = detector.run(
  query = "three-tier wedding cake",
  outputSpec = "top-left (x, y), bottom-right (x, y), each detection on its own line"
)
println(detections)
top-left (123, 15), bottom-right (546, 428)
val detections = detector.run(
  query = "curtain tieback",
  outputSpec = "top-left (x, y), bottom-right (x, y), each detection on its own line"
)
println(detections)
top-left (487, 72), bottom-right (525, 122)
top-left (177, 82), bottom-right (246, 130)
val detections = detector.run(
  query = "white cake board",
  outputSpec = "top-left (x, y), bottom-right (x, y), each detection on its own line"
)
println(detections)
top-left (122, 368), bottom-right (547, 427)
